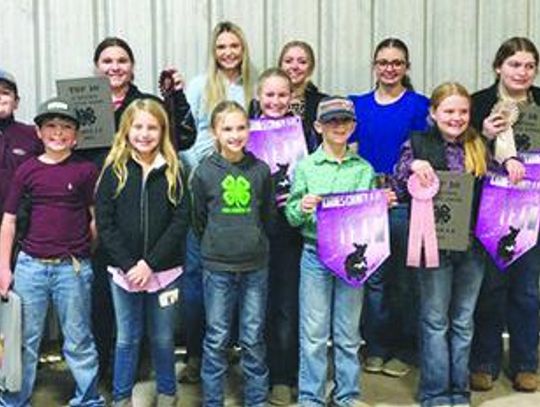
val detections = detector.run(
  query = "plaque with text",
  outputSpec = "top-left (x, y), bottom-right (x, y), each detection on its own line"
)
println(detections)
top-left (56, 76), bottom-right (115, 149)
top-left (513, 104), bottom-right (540, 152)
top-left (433, 171), bottom-right (475, 251)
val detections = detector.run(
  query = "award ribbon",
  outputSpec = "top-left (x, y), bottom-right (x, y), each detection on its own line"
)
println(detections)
top-left (406, 173), bottom-right (440, 268)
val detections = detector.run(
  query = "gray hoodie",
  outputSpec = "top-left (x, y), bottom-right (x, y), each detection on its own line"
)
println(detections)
top-left (191, 151), bottom-right (273, 272)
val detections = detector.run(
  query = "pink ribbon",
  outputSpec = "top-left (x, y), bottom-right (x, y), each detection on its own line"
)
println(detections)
top-left (406, 174), bottom-right (440, 268)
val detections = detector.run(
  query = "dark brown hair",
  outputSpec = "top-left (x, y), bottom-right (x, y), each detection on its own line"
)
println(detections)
top-left (373, 38), bottom-right (413, 90)
top-left (93, 37), bottom-right (135, 65)
top-left (492, 37), bottom-right (539, 71)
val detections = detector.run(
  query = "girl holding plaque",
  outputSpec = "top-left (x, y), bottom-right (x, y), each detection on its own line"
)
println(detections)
top-left (393, 82), bottom-right (488, 407)
top-left (349, 38), bottom-right (429, 377)
top-left (90, 36), bottom-right (195, 384)
top-left (470, 37), bottom-right (540, 393)
top-left (249, 68), bottom-right (303, 405)
top-left (180, 21), bottom-right (255, 385)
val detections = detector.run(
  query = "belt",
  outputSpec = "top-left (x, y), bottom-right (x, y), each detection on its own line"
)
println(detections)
top-left (36, 255), bottom-right (81, 273)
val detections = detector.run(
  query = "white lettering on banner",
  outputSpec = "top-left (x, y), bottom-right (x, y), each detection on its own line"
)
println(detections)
top-left (499, 205), bottom-right (540, 231)
top-left (321, 191), bottom-right (382, 209)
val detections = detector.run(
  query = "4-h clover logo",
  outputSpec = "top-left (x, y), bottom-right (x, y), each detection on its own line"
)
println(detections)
top-left (75, 107), bottom-right (97, 126)
top-left (515, 133), bottom-right (531, 152)
top-left (434, 203), bottom-right (451, 224)
top-left (221, 175), bottom-right (252, 214)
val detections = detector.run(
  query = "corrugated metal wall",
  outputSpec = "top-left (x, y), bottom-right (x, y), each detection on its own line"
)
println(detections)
top-left (1, 0), bottom-right (539, 121)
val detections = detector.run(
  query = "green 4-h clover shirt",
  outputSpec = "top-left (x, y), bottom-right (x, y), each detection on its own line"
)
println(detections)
top-left (191, 151), bottom-right (273, 272)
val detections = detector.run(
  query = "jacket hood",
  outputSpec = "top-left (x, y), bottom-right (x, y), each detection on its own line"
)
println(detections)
top-left (207, 150), bottom-right (258, 170)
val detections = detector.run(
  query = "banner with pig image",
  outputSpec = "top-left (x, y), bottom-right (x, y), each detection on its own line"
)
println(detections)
top-left (475, 175), bottom-right (540, 271)
top-left (247, 117), bottom-right (308, 207)
top-left (316, 190), bottom-right (390, 288)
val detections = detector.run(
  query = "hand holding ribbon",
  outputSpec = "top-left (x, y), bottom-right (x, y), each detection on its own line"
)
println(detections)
top-left (406, 173), bottom-right (440, 268)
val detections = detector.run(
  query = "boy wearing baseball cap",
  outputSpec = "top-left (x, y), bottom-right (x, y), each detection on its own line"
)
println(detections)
top-left (0, 69), bottom-right (43, 215)
top-left (0, 97), bottom-right (104, 406)
top-left (285, 96), bottom-right (377, 407)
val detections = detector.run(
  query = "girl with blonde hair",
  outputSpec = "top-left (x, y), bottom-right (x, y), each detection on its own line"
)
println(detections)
top-left (393, 82), bottom-right (487, 407)
top-left (180, 21), bottom-right (254, 384)
top-left (96, 99), bottom-right (189, 407)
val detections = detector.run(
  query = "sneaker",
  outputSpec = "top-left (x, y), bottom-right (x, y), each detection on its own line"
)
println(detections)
top-left (268, 385), bottom-right (292, 406)
top-left (513, 372), bottom-right (538, 392)
top-left (177, 356), bottom-right (201, 384)
top-left (382, 358), bottom-right (410, 377)
top-left (470, 371), bottom-right (493, 391)
top-left (363, 356), bottom-right (384, 374)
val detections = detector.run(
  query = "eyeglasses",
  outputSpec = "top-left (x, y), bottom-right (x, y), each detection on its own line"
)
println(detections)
top-left (374, 59), bottom-right (407, 69)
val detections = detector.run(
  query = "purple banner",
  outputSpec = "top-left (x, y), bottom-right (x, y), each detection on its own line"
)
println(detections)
top-left (316, 190), bottom-right (390, 288)
top-left (519, 151), bottom-right (540, 180)
top-left (475, 175), bottom-right (540, 270)
top-left (247, 117), bottom-right (308, 201)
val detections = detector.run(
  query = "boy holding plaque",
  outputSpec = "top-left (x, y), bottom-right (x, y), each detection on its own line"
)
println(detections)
top-left (286, 96), bottom-right (376, 407)
top-left (392, 82), bottom-right (488, 407)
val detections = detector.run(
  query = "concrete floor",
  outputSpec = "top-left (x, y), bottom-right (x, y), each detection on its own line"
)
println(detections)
top-left (31, 359), bottom-right (540, 406)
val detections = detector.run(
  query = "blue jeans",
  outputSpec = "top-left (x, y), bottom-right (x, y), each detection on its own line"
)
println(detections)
top-left (1, 252), bottom-right (104, 407)
top-left (202, 268), bottom-right (269, 407)
top-left (298, 246), bottom-right (364, 407)
top-left (417, 248), bottom-right (484, 407)
top-left (361, 204), bottom-right (418, 363)
top-left (110, 278), bottom-right (180, 401)
top-left (182, 229), bottom-right (205, 359)
top-left (471, 244), bottom-right (540, 378)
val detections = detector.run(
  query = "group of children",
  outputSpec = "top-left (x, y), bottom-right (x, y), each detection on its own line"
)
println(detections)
top-left (0, 25), bottom-right (539, 407)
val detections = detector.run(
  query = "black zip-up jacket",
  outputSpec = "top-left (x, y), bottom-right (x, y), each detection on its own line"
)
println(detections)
top-left (95, 158), bottom-right (189, 272)
top-left (191, 151), bottom-right (273, 272)
top-left (78, 83), bottom-right (197, 168)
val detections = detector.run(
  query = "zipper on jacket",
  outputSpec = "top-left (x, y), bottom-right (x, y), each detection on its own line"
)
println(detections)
top-left (140, 176), bottom-right (149, 256)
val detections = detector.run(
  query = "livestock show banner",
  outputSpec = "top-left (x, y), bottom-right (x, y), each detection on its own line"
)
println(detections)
top-left (247, 117), bottom-right (307, 205)
top-left (57, 76), bottom-right (115, 149)
top-left (520, 151), bottom-right (540, 180)
top-left (316, 190), bottom-right (390, 288)
top-left (475, 175), bottom-right (540, 270)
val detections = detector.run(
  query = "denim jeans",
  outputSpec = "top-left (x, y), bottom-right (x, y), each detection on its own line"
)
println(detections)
top-left (266, 218), bottom-right (302, 386)
top-left (110, 278), bottom-right (180, 401)
top-left (470, 243), bottom-right (540, 378)
top-left (298, 245), bottom-right (364, 407)
top-left (1, 252), bottom-right (104, 407)
top-left (361, 204), bottom-right (418, 363)
top-left (417, 247), bottom-right (484, 407)
top-left (91, 246), bottom-right (115, 380)
top-left (181, 229), bottom-right (205, 359)
top-left (202, 268), bottom-right (269, 407)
